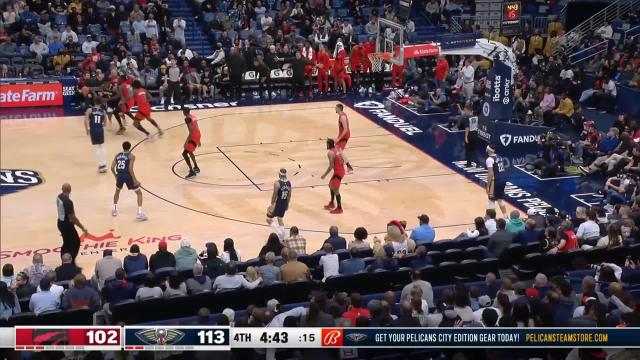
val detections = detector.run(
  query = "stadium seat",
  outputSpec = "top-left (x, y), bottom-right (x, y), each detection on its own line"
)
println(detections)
top-left (432, 240), bottom-right (455, 252)
top-left (463, 246), bottom-right (486, 260)
top-left (512, 253), bottom-right (545, 280)
top-left (137, 297), bottom-right (169, 323)
top-left (37, 309), bottom-right (67, 325)
top-left (11, 57), bottom-right (24, 65)
top-left (54, 280), bottom-right (71, 289)
top-left (433, 262), bottom-right (459, 285)
top-left (475, 235), bottom-right (490, 247)
top-left (261, 282), bottom-right (287, 304)
top-left (325, 274), bottom-right (348, 293)
top-left (585, 247), bottom-right (607, 265)
top-left (65, 308), bottom-right (94, 325)
top-left (607, 245), bottom-right (630, 266)
top-left (127, 270), bottom-right (152, 285)
top-left (498, 244), bottom-right (526, 269)
top-left (283, 280), bottom-right (313, 304)
top-left (8, 312), bottom-right (36, 326)
top-left (443, 248), bottom-right (465, 263)
top-left (19, 298), bottom-right (30, 313)
top-left (335, 249), bottom-right (350, 261)
top-left (354, 248), bottom-right (373, 258)
top-left (112, 299), bottom-right (140, 324)
top-left (0, 57), bottom-right (10, 65)
top-left (427, 250), bottom-right (443, 264)
top-left (474, 258), bottom-right (499, 279)
top-left (154, 267), bottom-right (176, 281)
top-left (456, 238), bottom-right (477, 249)
top-left (525, 241), bottom-right (542, 254)
top-left (457, 259), bottom-right (480, 281)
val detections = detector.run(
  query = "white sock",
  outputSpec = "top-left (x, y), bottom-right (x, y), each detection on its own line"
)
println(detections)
top-left (112, 204), bottom-right (117, 210)
top-left (94, 145), bottom-right (102, 166)
top-left (98, 144), bottom-right (106, 167)
top-left (138, 207), bottom-right (143, 214)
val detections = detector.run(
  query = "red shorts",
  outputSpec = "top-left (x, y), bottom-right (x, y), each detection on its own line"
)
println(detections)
top-left (329, 174), bottom-right (343, 189)
top-left (337, 132), bottom-right (350, 150)
top-left (185, 132), bottom-right (201, 153)
top-left (134, 109), bottom-right (151, 121)
top-left (120, 103), bottom-right (131, 113)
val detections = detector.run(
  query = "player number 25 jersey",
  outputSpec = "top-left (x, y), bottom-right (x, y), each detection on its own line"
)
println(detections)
top-left (115, 152), bottom-right (131, 175)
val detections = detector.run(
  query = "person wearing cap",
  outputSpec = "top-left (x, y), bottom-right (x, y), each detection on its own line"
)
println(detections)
top-left (93, 249), bottom-right (122, 290)
top-left (409, 214), bottom-right (436, 245)
top-left (149, 241), bottom-right (176, 273)
top-left (505, 210), bottom-right (525, 234)
top-left (81, 34), bottom-right (98, 54)
top-left (174, 238), bottom-right (198, 272)
top-left (472, 295), bottom-right (502, 323)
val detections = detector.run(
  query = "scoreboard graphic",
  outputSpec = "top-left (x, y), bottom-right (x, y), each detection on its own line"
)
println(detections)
top-left (501, 1), bottom-right (522, 36)
top-left (6, 327), bottom-right (640, 350)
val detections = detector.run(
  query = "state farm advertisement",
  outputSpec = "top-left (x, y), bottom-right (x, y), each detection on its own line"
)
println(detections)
top-left (0, 82), bottom-right (64, 108)
top-left (404, 43), bottom-right (440, 58)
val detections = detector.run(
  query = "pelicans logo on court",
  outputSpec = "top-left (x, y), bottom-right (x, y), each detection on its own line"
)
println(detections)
top-left (0, 169), bottom-right (43, 196)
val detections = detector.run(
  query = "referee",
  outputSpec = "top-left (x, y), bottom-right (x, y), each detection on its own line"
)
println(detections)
top-left (57, 183), bottom-right (87, 264)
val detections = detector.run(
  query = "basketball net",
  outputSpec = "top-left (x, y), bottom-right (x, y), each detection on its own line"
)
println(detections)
top-left (368, 52), bottom-right (390, 73)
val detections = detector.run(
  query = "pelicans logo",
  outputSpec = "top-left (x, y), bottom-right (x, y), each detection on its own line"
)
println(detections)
top-left (134, 328), bottom-right (185, 345)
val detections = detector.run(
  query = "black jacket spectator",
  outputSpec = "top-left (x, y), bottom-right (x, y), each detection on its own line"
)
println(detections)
top-left (488, 219), bottom-right (514, 257)
top-left (149, 242), bottom-right (176, 272)
top-left (55, 262), bottom-right (82, 282)
top-left (323, 226), bottom-right (347, 250)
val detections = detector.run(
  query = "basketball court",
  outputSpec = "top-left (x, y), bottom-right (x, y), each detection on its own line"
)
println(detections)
top-left (0, 100), bottom-right (519, 273)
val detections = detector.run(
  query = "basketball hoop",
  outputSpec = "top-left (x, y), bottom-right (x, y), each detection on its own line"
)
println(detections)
top-left (368, 52), bottom-right (391, 73)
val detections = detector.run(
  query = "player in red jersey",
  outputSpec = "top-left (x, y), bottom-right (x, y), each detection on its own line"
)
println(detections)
top-left (335, 104), bottom-right (354, 174)
top-left (362, 37), bottom-right (376, 90)
top-left (182, 108), bottom-right (201, 179)
top-left (332, 40), bottom-right (351, 95)
top-left (302, 41), bottom-right (316, 97)
top-left (390, 45), bottom-right (405, 89)
top-left (321, 138), bottom-right (345, 214)
top-left (132, 80), bottom-right (164, 138)
top-left (316, 44), bottom-right (330, 95)
top-left (349, 40), bottom-right (364, 90)
top-left (117, 74), bottom-right (136, 125)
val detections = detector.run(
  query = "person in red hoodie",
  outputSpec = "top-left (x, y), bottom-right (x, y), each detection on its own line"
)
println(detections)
top-left (342, 292), bottom-right (371, 326)
top-left (316, 44), bottom-right (331, 95)
top-left (332, 39), bottom-right (351, 95)
top-left (350, 40), bottom-right (364, 90)
top-left (302, 41), bottom-right (316, 97)
top-left (362, 37), bottom-right (376, 88)
top-left (434, 55), bottom-right (449, 89)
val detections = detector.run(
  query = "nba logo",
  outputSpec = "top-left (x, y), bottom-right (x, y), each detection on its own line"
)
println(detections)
top-left (321, 329), bottom-right (343, 347)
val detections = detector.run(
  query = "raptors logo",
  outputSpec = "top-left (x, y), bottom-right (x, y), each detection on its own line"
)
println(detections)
top-left (321, 329), bottom-right (343, 347)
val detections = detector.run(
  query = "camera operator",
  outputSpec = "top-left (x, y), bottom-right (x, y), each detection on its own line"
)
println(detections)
top-left (530, 132), bottom-right (567, 178)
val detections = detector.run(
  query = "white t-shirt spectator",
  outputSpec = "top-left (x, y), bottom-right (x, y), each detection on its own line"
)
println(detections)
top-left (485, 218), bottom-right (497, 236)
top-left (576, 220), bottom-right (600, 240)
top-left (319, 253), bottom-right (339, 281)
top-left (30, 41), bottom-right (49, 57)
top-left (61, 29), bottom-right (78, 43)
top-left (255, 5), bottom-right (267, 17)
top-left (462, 64), bottom-right (475, 83)
top-left (261, 15), bottom-right (273, 31)
top-left (560, 69), bottom-right (574, 80)
top-left (178, 48), bottom-right (194, 60)
top-left (81, 40), bottom-right (98, 54)
top-left (145, 19), bottom-right (159, 38)
top-left (405, 20), bottom-right (415, 33)
top-left (173, 18), bottom-right (186, 41)
top-left (603, 79), bottom-right (617, 97)
top-left (221, 250), bottom-right (242, 263)
top-left (37, 283), bottom-right (64, 298)
top-left (132, 19), bottom-right (146, 34)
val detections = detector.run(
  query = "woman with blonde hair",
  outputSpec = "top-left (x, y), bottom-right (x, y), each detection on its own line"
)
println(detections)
top-left (573, 206), bottom-right (587, 228)
top-left (594, 224), bottom-right (622, 249)
top-left (244, 266), bottom-right (259, 282)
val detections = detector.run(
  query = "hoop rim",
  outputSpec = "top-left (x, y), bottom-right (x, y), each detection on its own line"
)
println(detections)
top-left (368, 52), bottom-right (392, 61)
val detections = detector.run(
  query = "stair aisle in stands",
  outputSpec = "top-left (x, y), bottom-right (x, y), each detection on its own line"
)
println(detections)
top-left (166, 0), bottom-right (214, 57)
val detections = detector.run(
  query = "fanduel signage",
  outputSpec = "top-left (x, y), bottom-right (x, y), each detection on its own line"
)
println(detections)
top-left (482, 60), bottom-right (513, 121)
top-left (354, 101), bottom-right (423, 136)
top-left (477, 117), bottom-right (551, 152)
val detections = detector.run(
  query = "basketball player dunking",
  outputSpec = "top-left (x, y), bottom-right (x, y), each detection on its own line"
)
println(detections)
top-left (266, 168), bottom-right (291, 238)
top-left (132, 80), bottom-right (164, 138)
top-left (321, 139), bottom-right (345, 214)
top-left (111, 141), bottom-right (147, 221)
top-left (84, 97), bottom-right (108, 173)
top-left (485, 144), bottom-right (508, 217)
top-left (335, 104), bottom-right (354, 174)
top-left (182, 108), bottom-right (201, 179)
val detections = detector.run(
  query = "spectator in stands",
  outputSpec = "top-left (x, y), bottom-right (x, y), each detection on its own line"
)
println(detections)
top-left (61, 25), bottom-right (78, 44)
top-left (280, 249), bottom-right (310, 282)
top-left (258, 252), bottom-right (282, 285)
top-left (14, 272), bottom-right (36, 299)
top-left (135, 273), bottom-right (163, 301)
top-left (102, 268), bottom-right (136, 309)
top-left (52, 47), bottom-right (70, 74)
top-left (591, 223), bottom-right (623, 249)
top-left (409, 214), bottom-right (436, 244)
top-left (400, 270), bottom-right (433, 306)
top-left (393, 300), bottom-right (421, 326)
top-left (0, 37), bottom-right (18, 56)
top-left (368, 244), bottom-right (399, 272)
top-left (549, 221), bottom-right (579, 254)
top-left (342, 293), bottom-right (370, 326)
top-left (221, 238), bottom-right (241, 263)
top-left (93, 249), bottom-right (122, 290)
top-left (123, 244), bottom-right (148, 275)
top-left (173, 16), bottom-right (186, 46)
top-left (593, 74), bottom-right (617, 113)
top-left (0, 281), bottom-right (20, 320)
top-left (319, 243), bottom-right (340, 281)
top-left (461, 58), bottom-right (475, 100)
top-left (164, 272), bottom-right (187, 298)
top-left (185, 263), bottom-right (211, 294)
top-left (200, 243), bottom-right (225, 280)
top-left (149, 240), bottom-right (177, 272)
top-left (434, 55), bottom-right (449, 89)
top-left (551, 92), bottom-right (574, 127)
top-left (460, 217), bottom-right (489, 239)
top-left (259, 233), bottom-right (284, 261)
top-left (24, 254), bottom-right (51, 287)
top-left (175, 238), bottom-right (198, 272)
top-left (212, 261), bottom-right (261, 293)
top-left (29, 278), bottom-right (60, 315)
top-left (515, 219), bottom-right (543, 245)
top-left (506, 211), bottom-right (525, 234)
top-left (485, 209), bottom-right (498, 236)
top-left (1, 264), bottom-right (14, 288)
top-left (323, 225), bottom-right (347, 250)
top-left (27, 35), bottom-right (49, 63)
top-left (38, 271), bottom-right (63, 299)
top-left (488, 218), bottom-right (513, 257)
top-left (340, 247), bottom-right (366, 276)
top-left (48, 35), bottom-right (64, 56)
top-left (348, 226), bottom-right (370, 249)
top-left (55, 253), bottom-right (82, 281)
top-left (576, 209), bottom-right (601, 246)
top-left (284, 226), bottom-right (307, 255)
top-left (61, 274), bottom-right (100, 311)
top-left (535, 86), bottom-right (556, 124)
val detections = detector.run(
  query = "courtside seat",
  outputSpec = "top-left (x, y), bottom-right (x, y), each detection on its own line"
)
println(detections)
top-left (475, 258), bottom-right (499, 279)
top-left (443, 248), bottom-right (465, 263)
top-left (325, 274), bottom-right (348, 293)
top-left (335, 249), bottom-right (350, 261)
top-left (457, 259), bottom-right (480, 281)
top-left (126, 270), bottom-right (152, 285)
top-left (65, 308), bottom-right (94, 325)
top-left (475, 235), bottom-right (490, 247)
top-left (137, 297), bottom-right (168, 323)
top-left (237, 257), bottom-right (260, 272)
top-left (433, 262), bottom-right (459, 285)
top-left (111, 299), bottom-right (139, 324)
top-left (432, 240), bottom-right (455, 252)
top-left (363, 256), bottom-right (377, 267)
top-left (153, 267), bottom-right (176, 282)
top-left (178, 269), bottom-right (194, 281)
top-left (37, 309), bottom-right (66, 325)
top-left (283, 280), bottom-right (313, 304)
top-left (456, 238), bottom-right (477, 250)
top-left (419, 265), bottom-right (438, 283)
top-left (513, 253), bottom-right (545, 280)
top-left (463, 246), bottom-right (486, 261)
top-left (585, 247), bottom-right (608, 265)
top-left (499, 244), bottom-right (526, 269)
top-left (298, 252), bottom-right (322, 269)
top-left (525, 241), bottom-right (542, 254)
top-left (427, 250), bottom-right (443, 264)
top-left (398, 254), bottom-right (417, 267)
top-left (390, 267), bottom-right (412, 287)
top-left (8, 312), bottom-right (36, 326)
top-left (354, 248), bottom-right (374, 258)
top-left (215, 288), bottom-right (253, 312)
top-left (261, 282), bottom-right (287, 304)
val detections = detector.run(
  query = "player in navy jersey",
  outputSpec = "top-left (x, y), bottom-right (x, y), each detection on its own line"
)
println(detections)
top-left (84, 97), bottom-right (108, 173)
top-left (110, 141), bottom-right (147, 221)
top-left (267, 168), bottom-right (292, 238)
top-left (486, 144), bottom-right (507, 217)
